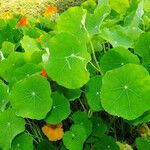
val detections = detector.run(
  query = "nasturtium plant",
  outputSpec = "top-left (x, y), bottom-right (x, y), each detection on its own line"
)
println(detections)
top-left (85, 75), bottom-right (103, 111)
top-left (101, 64), bottom-right (150, 120)
top-left (45, 92), bottom-right (70, 124)
top-left (0, 80), bottom-right (9, 112)
top-left (0, 0), bottom-right (150, 149)
top-left (11, 133), bottom-right (33, 150)
top-left (100, 47), bottom-right (140, 73)
top-left (0, 109), bottom-right (25, 150)
top-left (10, 75), bottom-right (53, 119)
top-left (45, 32), bottom-right (91, 89)
top-left (63, 124), bottom-right (87, 150)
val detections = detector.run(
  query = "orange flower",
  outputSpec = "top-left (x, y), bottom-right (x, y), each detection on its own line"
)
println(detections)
top-left (41, 68), bottom-right (47, 77)
top-left (44, 6), bottom-right (58, 17)
top-left (18, 16), bottom-right (30, 27)
top-left (42, 123), bottom-right (64, 141)
top-left (36, 35), bottom-right (44, 42)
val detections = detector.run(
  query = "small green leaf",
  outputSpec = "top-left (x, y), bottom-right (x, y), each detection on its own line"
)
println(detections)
top-left (37, 140), bottom-right (55, 150)
top-left (63, 124), bottom-right (87, 150)
top-left (11, 133), bottom-right (33, 150)
top-left (45, 92), bottom-right (70, 124)
top-left (101, 64), bottom-right (150, 120)
top-left (72, 111), bottom-right (92, 137)
top-left (100, 47), bottom-right (140, 73)
top-left (10, 75), bottom-right (53, 119)
top-left (85, 76), bottom-right (103, 111)
top-left (136, 136), bottom-right (150, 150)
top-left (94, 135), bottom-right (120, 150)
top-left (45, 32), bottom-right (90, 89)
top-left (0, 109), bottom-right (25, 150)
top-left (58, 86), bottom-right (81, 101)
top-left (91, 117), bottom-right (107, 138)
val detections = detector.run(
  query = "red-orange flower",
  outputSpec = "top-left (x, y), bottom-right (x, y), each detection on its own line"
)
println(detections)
top-left (18, 16), bottom-right (30, 27)
top-left (41, 68), bottom-right (47, 77)
top-left (44, 6), bottom-right (58, 17)
top-left (42, 123), bottom-right (64, 141)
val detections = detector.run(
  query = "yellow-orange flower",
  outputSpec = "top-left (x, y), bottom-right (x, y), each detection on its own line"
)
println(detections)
top-left (43, 6), bottom-right (58, 17)
top-left (42, 123), bottom-right (64, 141)
top-left (18, 16), bottom-right (30, 27)
top-left (2, 11), bottom-right (13, 20)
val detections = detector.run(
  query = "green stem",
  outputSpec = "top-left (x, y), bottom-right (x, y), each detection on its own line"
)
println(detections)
top-left (79, 98), bottom-right (87, 112)
top-left (84, 26), bottom-right (103, 75)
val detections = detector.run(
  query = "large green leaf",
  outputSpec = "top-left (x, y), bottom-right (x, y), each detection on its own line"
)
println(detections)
top-left (45, 32), bottom-right (91, 89)
top-left (101, 64), bottom-right (150, 120)
top-left (45, 92), bottom-right (70, 124)
top-left (63, 125), bottom-right (87, 150)
top-left (0, 80), bottom-right (9, 112)
top-left (11, 133), bottom-right (33, 150)
top-left (85, 76), bottom-right (103, 111)
top-left (100, 47), bottom-right (140, 73)
top-left (0, 109), bottom-right (25, 150)
top-left (10, 75), bottom-right (52, 119)
top-left (135, 32), bottom-right (150, 72)
top-left (72, 111), bottom-right (92, 137)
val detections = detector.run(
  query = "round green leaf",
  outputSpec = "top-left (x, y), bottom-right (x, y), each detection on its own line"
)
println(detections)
top-left (21, 35), bottom-right (40, 53)
top-left (11, 133), bottom-right (33, 150)
top-left (85, 76), bottom-right (103, 111)
top-left (45, 92), bottom-right (70, 124)
top-left (100, 27), bottom-right (133, 48)
top-left (0, 80), bottom-right (9, 112)
top-left (13, 63), bottom-right (41, 81)
top-left (91, 117), bottom-right (107, 138)
top-left (94, 135), bottom-right (120, 150)
top-left (45, 32), bottom-right (90, 89)
top-left (100, 47), bottom-right (140, 73)
top-left (0, 109), bottom-right (25, 150)
top-left (101, 64), bottom-right (150, 120)
top-left (63, 124), bottom-right (87, 150)
top-left (136, 136), bottom-right (150, 150)
top-left (72, 111), bottom-right (92, 137)
top-left (135, 32), bottom-right (150, 72)
top-left (10, 75), bottom-right (52, 119)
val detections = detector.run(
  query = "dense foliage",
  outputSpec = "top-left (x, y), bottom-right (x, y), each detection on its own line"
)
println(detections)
top-left (0, 0), bottom-right (150, 149)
